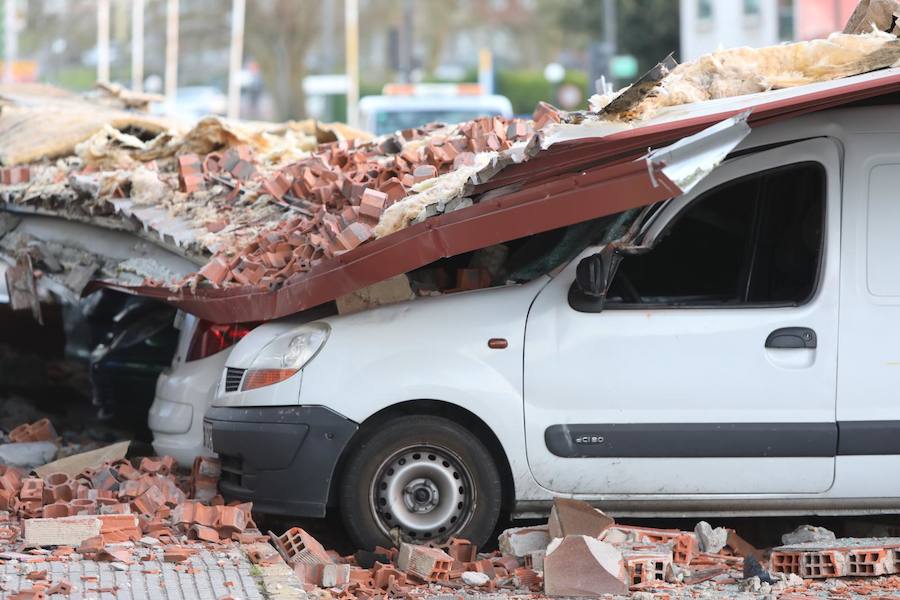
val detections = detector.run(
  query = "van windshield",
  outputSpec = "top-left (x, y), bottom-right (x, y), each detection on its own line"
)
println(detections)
top-left (406, 210), bottom-right (643, 294)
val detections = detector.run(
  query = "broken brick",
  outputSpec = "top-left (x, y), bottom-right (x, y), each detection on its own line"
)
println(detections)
top-left (189, 524), bottom-right (219, 543)
top-left (398, 544), bottom-right (453, 582)
top-left (532, 100), bottom-right (562, 130)
top-left (548, 497), bottom-right (615, 539)
top-left (358, 188), bottom-right (389, 220)
top-left (336, 222), bottom-right (373, 251)
top-left (177, 154), bottom-right (205, 193)
top-left (544, 535), bottom-right (628, 596)
top-left (262, 173), bottom-right (292, 201)
top-left (275, 527), bottom-right (333, 566)
top-left (447, 538), bottom-right (477, 563)
top-left (10, 419), bottom-right (57, 443)
top-left (412, 164), bottom-right (438, 183)
top-left (23, 516), bottom-right (102, 547)
top-left (199, 257), bottom-right (231, 286)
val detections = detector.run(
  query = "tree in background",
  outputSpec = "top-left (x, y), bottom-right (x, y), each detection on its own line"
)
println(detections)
top-left (550, 0), bottom-right (680, 75)
top-left (245, 0), bottom-right (322, 121)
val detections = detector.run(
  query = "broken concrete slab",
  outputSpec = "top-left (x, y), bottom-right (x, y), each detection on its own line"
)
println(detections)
top-left (544, 535), bottom-right (628, 596)
top-left (0, 442), bottom-right (57, 469)
top-left (460, 571), bottom-right (490, 586)
top-left (781, 524), bottom-right (837, 546)
top-left (23, 516), bottom-right (102, 547)
top-left (695, 521), bottom-right (728, 554)
top-left (498, 525), bottom-right (551, 557)
top-left (34, 441), bottom-right (129, 479)
top-left (548, 497), bottom-right (614, 539)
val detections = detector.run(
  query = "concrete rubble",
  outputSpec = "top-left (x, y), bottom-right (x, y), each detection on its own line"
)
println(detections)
top-left (0, 419), bottom-right (896, 598)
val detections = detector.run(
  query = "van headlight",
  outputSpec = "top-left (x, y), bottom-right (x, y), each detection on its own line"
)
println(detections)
top-left (241, 323), bottom-right (330, 391)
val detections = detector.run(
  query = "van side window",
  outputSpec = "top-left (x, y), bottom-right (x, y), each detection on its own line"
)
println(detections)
top-left (606, 163), bottom-right (825, 307)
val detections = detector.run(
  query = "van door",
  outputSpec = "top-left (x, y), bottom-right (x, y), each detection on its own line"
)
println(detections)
top-left (837, 135), bottom-right (900, 476)
top-left (523, 139), bottom-right (841, 495)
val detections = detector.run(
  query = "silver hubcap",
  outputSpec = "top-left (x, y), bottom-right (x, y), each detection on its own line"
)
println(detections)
top-left (371, 445), bottom-right (474, 541)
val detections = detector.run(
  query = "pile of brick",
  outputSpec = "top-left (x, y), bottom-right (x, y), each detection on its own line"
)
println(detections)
top-left (13, 455), bottom-right (259, 549)
top-left (257, 498), bottom-right (759, 598)
top-left (0, 428), bottom-right (268, 553)
top-left (0, 440), bottom-right (275, 599)
top-left (260, 498), bottom-right (900, 598)
top-left (6, 418), bottom-right (900, 599)
top-left (0, 102), bottom-right (561, 300)
top-left (191, 111), bottom-right (542, 290)
top-left (771, 537), bottom-right (900, 579)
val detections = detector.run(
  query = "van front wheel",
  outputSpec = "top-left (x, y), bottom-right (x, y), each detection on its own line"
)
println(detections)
top-left (339, 415), bottom-right (502, 549)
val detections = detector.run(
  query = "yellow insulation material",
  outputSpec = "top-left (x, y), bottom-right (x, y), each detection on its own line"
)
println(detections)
top-left (608, 32), bottom-right (900, 121)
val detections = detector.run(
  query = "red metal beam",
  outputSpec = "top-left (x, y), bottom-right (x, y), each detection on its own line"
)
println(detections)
top-left (101, 158), bottom-right (680, 322)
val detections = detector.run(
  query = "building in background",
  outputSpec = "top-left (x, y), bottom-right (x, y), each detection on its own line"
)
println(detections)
top-left (680, 0), bottom-right (784, 61)
top-left (794, 0), bottom-right (858, 40)
top-left (681, 0), bottom-right (859, 62)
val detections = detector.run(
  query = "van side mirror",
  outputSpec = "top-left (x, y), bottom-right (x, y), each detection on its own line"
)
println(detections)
top-left (575, 246), bottom-right (621, 299)
top-left (575, 254), bottom-right (607, 297)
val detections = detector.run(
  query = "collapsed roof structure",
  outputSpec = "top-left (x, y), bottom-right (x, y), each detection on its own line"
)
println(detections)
top-left (5, 23), bottom-right (900, 322)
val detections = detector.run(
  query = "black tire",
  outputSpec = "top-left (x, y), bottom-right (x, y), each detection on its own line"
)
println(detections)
top-left (339, 415), bottom-right (502, 549)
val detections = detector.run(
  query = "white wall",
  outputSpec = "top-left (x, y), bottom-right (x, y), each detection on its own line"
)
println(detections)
top-left (680, 0), bottom-right (781, 62)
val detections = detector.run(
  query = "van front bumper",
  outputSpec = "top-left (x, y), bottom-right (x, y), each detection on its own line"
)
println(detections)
top-left (204, 405), bottom-right (358, 517)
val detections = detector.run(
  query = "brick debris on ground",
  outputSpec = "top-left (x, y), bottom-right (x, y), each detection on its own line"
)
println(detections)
top-left (3, 419), bottom-right (900, 599)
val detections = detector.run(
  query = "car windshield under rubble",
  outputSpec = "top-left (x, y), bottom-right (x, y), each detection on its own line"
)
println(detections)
top-left (607, 162), bottom-right (825, 307)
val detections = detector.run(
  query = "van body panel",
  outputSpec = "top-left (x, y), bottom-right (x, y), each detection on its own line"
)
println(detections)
top-left (523, 138), bottom-right (843, 495)
top-left (297, 281), bottom-right (548, 494)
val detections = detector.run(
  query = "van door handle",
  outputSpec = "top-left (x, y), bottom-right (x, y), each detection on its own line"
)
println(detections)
top-left (765, 327), bottom-right (817, 349)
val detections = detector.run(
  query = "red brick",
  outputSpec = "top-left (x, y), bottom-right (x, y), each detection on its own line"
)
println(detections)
top-left (10, 419), bottom-right (56, 443)
top-left (262, 173), bottom-right (292, 201)
top-left (412, 164), bottom-right (437, 183)
top-left (198, 257), bottom-right (230, 286)
top-left (336, 222), bottom-right (373, 251)
top-left (177, 154), bottom-right (205, 193)
top-left (20, 478), bottom-right (43, 502)
top-left (189, 524), bottom-right (219, 543)
top-left (532, 101), bottom-right (562, 129)
top-left (359, 188), bottom-right (389, 220)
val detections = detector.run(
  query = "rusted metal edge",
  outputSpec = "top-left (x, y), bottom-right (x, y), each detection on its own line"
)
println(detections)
top-left (601, 53), bottom-right (678, 116)
top-left (94, 158), bottom-right (681, 322)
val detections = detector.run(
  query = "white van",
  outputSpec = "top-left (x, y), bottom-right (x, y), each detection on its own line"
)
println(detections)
top-left (204, 105), bottom-right (900, 549)
top-left (358, 86), bottom-right (514, 135)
